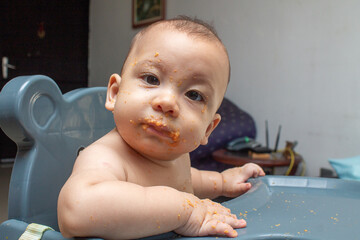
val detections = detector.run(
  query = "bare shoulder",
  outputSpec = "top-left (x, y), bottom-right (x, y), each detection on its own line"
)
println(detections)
top-left (58, 130), bottom-right (127, 210)
top-left (71, 129), bottom-right (128, 182)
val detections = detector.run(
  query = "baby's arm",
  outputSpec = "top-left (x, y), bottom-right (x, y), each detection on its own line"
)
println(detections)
top-left (191, 163), bottom-right (265, 199)
top-left (58, 151), bottom-right (245, 239)
top-left (58, 170), bottom-right (245, 239)
top-left (58, 169), bottom-right (183, 239)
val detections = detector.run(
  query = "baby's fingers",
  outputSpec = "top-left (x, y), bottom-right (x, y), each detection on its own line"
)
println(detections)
top-left (201, 218), bottom-right (246, 238)
top-left (244, 163), bottom-right (266, 177)
top-left (213, 213), bottom-right (247, 229)
top-left (224, 182), bottom-right (252, 198)
top-left (233, 182), bottom-right (252, 197)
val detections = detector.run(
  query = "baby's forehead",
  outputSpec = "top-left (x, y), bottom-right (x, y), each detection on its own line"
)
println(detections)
top-left (144, 23), bottom-right (230, 78)
top-left (129, 22), bottom-right (230, 84)
top-left (134, 25), bottom-right (229, 63)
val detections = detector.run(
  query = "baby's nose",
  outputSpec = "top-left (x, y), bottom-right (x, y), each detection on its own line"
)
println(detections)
top-left (151, 93), bottom-right (179, 117)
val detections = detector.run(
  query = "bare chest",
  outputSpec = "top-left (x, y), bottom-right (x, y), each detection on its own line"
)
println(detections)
top-left (125, 160), bottom-right (194, 193)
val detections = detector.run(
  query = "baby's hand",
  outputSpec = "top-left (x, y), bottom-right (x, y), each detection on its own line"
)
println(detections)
top-left (221, 163), bottom-right (265, 198)
top-left (175, 197), bottom-right (246, 238)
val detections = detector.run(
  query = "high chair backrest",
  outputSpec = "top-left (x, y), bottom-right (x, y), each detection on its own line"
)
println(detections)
top-left (0, 75), bottom-right (114, 231)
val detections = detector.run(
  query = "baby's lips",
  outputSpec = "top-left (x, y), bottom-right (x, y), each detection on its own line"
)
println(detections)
top-left (143, 116), bottom-right (180, 142)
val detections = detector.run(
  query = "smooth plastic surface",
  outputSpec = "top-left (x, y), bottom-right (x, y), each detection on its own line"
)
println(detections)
top-left (175, 176), bottom-right (360, 240)
top-left (329, 155), bottom-right (360, 180)
top-left (0, 75), bottom-right (114, 232)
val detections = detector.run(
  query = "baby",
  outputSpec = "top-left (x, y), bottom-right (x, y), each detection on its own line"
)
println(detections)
top-left (58, 16), bottom-right (265, 239)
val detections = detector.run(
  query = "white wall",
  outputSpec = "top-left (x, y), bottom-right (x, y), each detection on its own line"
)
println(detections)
top-left (89, 0), bottom-right (360, 177)
top-left (89, 0), bottom-right (138, 86)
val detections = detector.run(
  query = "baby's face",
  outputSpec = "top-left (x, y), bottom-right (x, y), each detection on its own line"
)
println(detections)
top-left (108, 27), bottom-right (229, 161)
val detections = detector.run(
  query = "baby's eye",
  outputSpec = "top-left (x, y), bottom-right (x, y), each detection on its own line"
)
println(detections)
top-left (143, 75), bottom-right (160, 85)
top-left (185, 90), bottom-right (204, 102)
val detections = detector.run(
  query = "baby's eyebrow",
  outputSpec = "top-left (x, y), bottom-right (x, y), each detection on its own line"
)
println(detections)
top-left (190, 73), bottom-right (215, 91)
top-left (136, 59), bottom-right (216, 91)
top-left (137, 59), bottom-right (166, 72)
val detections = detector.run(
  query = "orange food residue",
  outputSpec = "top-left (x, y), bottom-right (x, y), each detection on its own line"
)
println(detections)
top-left (202, 105), bottom-right (207, 113)
top-left (169, 130), bottom-right (180, 142)
top-left (176, 80), bottom-right (182, 87)
top-left (213, 180), bottom-right (217, 190)
top-left (186, 199), bottom-right (195, 208)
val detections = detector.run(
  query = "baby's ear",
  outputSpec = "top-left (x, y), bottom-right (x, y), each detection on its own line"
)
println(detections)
top-left (200, 113), bottom-right (221, 145)
top-left (105, 74), bottom-right (122, 111)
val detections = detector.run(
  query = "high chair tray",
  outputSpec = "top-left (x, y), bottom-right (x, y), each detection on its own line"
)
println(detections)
top-left (1, 176), bottom-right (359, 240)
top-left (171, 175), bottom-right (360, 240)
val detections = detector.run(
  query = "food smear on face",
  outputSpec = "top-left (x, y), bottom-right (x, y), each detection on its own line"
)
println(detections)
top-left (142, 116), bottom-right (180, 143)
top-left (154, 52), bottom-right (159, 57)
top-left (201, 105), bottom-right (207, 113)
top-left (169, 130), bottom-right (180, 142)
top-left (131, 58), bottom-right (137, 66)
top-left (176, 79), bottom-right (182, 87)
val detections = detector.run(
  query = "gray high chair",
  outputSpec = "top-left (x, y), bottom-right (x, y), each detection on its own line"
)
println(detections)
top-left (0, 75), bottom-right (112, 240)
top-left (1, 75), bottom-right (360, 240)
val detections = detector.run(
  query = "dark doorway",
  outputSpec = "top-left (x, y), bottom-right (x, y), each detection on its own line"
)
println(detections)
top-left (0, 0), bottom-right (89, 161)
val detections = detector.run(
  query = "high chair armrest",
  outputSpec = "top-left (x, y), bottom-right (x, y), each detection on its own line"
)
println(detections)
top-left (0, 219), bottom-right (104, 240)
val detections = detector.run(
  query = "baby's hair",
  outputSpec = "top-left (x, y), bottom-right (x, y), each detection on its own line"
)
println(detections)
top-left (143, 15), bottom-right (222, 43)
top-left (122, 16), bottom-right (230, 82)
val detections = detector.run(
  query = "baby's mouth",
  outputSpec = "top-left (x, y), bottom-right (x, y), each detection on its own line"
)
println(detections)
top-left (142, 117), bottom-right (180, 143)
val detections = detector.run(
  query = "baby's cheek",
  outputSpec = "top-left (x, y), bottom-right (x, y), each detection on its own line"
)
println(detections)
top-left (180, 127), bottom-right (203, 150)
